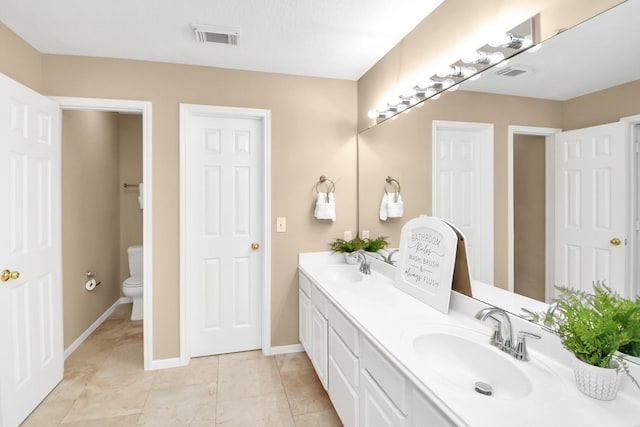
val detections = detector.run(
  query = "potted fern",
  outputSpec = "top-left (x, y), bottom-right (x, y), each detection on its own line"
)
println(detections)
top-left (362, 236), bottom-right (389, 253)
top-left (329, 235), bottom-right (365, 264)
top-left (553, 282), bottom-right (640, 400)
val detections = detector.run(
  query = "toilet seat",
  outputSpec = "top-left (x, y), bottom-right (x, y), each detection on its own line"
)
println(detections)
top-left (123, 276), bottom-right (143, 287)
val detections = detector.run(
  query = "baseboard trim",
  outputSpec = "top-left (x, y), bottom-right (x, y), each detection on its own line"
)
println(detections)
top-left (266, 344), bottom-right (304, 355)
top-left (148, 357), bottom-right (186, 370)
top-left (63, 297), bottom-right (133, 359)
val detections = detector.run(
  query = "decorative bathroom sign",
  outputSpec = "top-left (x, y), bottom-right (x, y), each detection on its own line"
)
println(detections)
top-left (395, 217), bottom-right (458, 313)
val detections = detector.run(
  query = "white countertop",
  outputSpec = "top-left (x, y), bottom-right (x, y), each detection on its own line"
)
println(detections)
top-left (299, 252), bottom-right (640, 427)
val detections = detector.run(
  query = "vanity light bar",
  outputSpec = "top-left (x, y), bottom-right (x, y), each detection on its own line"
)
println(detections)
top-left (368, 18), bottom-right (535, 122)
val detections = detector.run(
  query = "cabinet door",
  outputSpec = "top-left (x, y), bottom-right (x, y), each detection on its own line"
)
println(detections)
top-left (329, 355), bottom-right (359, 427)
top-left (410, 390), bottom-right (456, 427)
top-left (360, 371), bottom-right (406, 427)
top-left (310, 305), bottom-right (328, 389)
top-left (299, 290), bottom-right (311, 353)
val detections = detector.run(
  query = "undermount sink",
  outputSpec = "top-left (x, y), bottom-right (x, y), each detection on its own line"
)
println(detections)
top-left (322, 266), bottom-right (364, 283)
top-left (412, 326), bottom-right (532, 400)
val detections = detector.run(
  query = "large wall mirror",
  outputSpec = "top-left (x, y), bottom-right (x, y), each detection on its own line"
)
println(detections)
top-left (357, 1), bottom-right (640, 313)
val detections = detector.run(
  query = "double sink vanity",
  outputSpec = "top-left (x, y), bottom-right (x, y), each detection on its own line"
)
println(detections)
top-left (298, 252), bottom-right (640, 427)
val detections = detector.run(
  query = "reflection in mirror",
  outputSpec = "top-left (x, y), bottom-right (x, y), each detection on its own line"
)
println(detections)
top-left (357, 1), bottom-right (640, 315)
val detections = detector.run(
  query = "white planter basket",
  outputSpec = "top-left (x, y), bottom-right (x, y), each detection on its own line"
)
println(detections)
top-left (344, 252), bottom-right (358, 265)
top-left (572, 356), bottom-right (623, 401)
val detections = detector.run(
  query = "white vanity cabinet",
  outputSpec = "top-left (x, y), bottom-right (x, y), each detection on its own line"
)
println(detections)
top-left (299, 265), bottom-right (456, 427)
top-left (409, 389), bottom-right (456, 427)
top-left (299, 269), bottom-right (328, 389)
top-left (360, 338), bottom-right (408, 427)
top-left (328, 304), bottom-right (360, 427)
top-left (298, 274), bottom-right (311, 352)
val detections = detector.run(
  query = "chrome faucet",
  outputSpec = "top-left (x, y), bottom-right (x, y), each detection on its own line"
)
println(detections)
top-left (475, 307), bottom-right (513, 352)
top-left (475, 307), bottom-right (541, 361)
top-left (355, 250), bottom-right (371, 275)
top-left (380, 249), bottom-right (399, 266)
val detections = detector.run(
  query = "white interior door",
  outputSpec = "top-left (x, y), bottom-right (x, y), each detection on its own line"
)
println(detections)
top-left (433, 121), bottom-right (494, 285)
top-left (183, 106), bottom-right (265, 357)
top-left (0, 73), bottom-right (63, 427)
top-left (554, 122), bottom-right (627, 296)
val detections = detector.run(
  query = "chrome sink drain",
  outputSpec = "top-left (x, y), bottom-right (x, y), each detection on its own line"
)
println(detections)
top-left (474, 381), bottom-right (493, 396)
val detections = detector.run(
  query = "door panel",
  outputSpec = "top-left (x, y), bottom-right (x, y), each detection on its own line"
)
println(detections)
top-left (0, 73), bottom-right (63, 427)
top-left (185, 108), bottom-right (265, 357)
top-left (554, 122), bottom-right (626, 295)
top-left (433, 122), bottom-right (493, 284)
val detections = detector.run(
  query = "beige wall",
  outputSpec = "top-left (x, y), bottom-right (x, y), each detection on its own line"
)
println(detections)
top-left (62, 111), bottom-right (121, 348)
top-left (358, 90), bottom-right (563, 288)
top-left (42, 55), bottom-right (357, 356)
top-left (0, 21), bottom-right (42, 91)
top-left (562, 80), bottom-right (640, 130)
top-left (513, 134), bottom-right (545, 301)
top-left (119, 115), bottom-right (143, 285)
top-left (357, 0), bottom-right (622, 132)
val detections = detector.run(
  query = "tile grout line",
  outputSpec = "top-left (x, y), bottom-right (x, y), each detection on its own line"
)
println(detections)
top-left (274, 354), bottom-right (299, 426)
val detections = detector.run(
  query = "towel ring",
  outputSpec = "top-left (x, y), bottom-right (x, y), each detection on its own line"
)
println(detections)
top-left (384, 176), bottom-right (401, 194)
top-left (315, 175), bottom-right (336, 194)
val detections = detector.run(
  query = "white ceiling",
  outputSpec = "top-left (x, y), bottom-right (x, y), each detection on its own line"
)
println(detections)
top-left (460, 0), bottom-right (640, 100)
top-left (0, 0), bottom-right (444, 81)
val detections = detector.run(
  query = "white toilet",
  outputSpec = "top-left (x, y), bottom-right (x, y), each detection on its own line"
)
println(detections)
top-left (123, 245), bottom-right (144, 320)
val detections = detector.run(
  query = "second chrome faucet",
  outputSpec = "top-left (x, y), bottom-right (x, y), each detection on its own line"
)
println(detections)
top-left (475, 307), bottom-right (540, 361)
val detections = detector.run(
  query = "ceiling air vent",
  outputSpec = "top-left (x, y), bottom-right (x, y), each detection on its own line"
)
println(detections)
top-left (193, 25), bottom-right (239, 46)
top-left (495, 66), bottom-right (530, 77)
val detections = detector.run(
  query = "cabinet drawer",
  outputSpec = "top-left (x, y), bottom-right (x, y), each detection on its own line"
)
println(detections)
top-left (329, 356), bottom-right (359, 427)
top-left (299, 269), bottom-right (311, 297)
top-left (328, 304), bottom-right (359, 356)
top-left (311, 283), bottom-right (329, 318)
top-left (410, 389), bottom-right (456, 427)
top-left (361, 338), bottom-right (408, 414)
top-left (360, 371), bottom-right (407, 427)
top-left (329, 328), bottom-right (358, 388)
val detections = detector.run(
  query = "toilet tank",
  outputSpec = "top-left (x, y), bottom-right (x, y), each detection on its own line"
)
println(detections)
top-left (128, 245), bottom-right (144, 277)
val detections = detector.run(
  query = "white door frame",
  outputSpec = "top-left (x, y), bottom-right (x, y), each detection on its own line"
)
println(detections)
top-left (51, 97), bottom-right (154, 370)
top-left (621, 114), bottom-right (640, 298)
top-left (179, 104), bottom-right (271, 364)
top-left (432, 120), bottom-right (494, 284)
top-left (507, 126), bottom-right (561, 300)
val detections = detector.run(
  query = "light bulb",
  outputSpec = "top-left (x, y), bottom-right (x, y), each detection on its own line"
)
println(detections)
top-left (462, 50), bottom-right (480, 64)
top-left (489, 33), bottom-right (511, 48)
top-left (436, 67), bottom-right (454, 78)
top-left (368, 110), bottom-right (380, 119)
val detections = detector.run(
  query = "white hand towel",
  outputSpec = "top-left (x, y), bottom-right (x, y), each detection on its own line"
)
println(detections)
top-left (387, 192), bottom-right (403, 218)
top-left (379, 193), bottom-right (389, 221)
top-left (138, 183), bottom-right (144, 210)
top-left (314, 192), bottom-right (336, 221)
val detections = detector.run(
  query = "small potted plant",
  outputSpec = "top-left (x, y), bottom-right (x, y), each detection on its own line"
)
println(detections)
top-left (362, 236), bottom-right (389, 253)
top-left (329, 235), bottom-right (365, 264)
top-left (552, 282), bottom-right (640, 400)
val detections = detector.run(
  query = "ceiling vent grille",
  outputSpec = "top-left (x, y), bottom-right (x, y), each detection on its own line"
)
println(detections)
top-left (193, 25), bottom-right (239, 46)
top-left (495, 66), bottom-right (530, 77)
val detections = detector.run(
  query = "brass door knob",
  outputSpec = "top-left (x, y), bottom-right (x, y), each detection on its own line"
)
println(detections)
top-left (251, 242), bottom-right (260, 250)
top-left (610, 237), bottom-right (622, 246)
top-left (1, 269), bottom-right (20, 282)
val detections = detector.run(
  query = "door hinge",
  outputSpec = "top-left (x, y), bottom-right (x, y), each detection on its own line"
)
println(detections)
top-left (636, 220), bottom-right (640, 232)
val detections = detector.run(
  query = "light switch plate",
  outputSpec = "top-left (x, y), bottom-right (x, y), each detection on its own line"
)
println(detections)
top-left (276, 217), bottom-right (286, 232)
top-left (344, 230), bottom-right (352, 240)
top-left (361, 230), bottom-right (370, 239)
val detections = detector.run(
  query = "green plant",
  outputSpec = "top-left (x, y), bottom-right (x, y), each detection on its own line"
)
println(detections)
top-left (329, 235), bottom-right (365, 253)
top-left (362, 236), bottom-right (388, 252)
top-left (553, 282), bottom-right (640, 389)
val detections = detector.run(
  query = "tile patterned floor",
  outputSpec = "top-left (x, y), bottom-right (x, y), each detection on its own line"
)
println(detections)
top-left (22, 304), bottom-right (342, 427)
